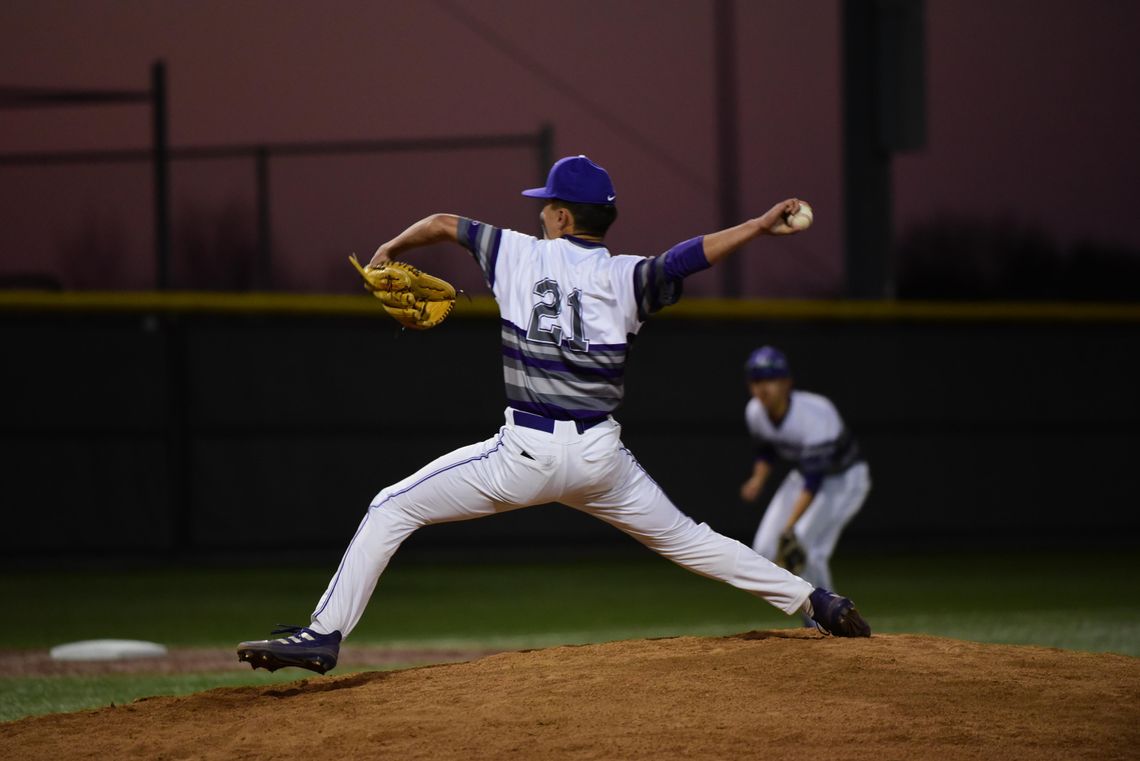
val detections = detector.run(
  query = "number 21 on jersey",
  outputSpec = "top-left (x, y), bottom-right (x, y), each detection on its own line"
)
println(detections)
top-left (526, 278), bottom-right (588, 352)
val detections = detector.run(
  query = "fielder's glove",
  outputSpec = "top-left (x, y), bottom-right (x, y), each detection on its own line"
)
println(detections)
top-left (349, 254), bottom-right (456, 330)
top-left (776, 528), bottom-right (806, 576)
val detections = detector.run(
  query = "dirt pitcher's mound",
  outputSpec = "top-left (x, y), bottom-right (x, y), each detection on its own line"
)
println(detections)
top-left (3, 630), bottom-right (1138, 760)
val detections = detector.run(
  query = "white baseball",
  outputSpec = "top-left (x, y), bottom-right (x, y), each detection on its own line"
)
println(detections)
top-left (786, 201), bottom-right (813, 231)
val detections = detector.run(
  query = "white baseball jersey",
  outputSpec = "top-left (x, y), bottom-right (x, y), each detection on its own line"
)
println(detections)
top-left (745, 390), bottom-right (869, 593)
top-left (745, 391), bottom-right (862, 493)
top-left (307, 223), bottom-right (814, 639)
top-left (459, 218), bottom-right (683, 420)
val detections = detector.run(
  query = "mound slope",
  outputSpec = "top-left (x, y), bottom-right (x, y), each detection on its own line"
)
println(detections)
top-left (2, 630), bottom-right (1137, 760)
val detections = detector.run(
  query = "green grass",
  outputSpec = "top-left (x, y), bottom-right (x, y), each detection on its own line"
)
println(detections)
top-left (841, 549), bottom-right (1140, 655)
top-left (1, 548), bottom-right (1136, 722)
top-left (0, 670), bottom-right (302, 723)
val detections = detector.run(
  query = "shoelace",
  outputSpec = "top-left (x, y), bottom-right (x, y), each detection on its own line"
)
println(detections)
top-left (270, 624), bottom-right (308, 636)
top-left (269, 624), bottom-right (320, 644)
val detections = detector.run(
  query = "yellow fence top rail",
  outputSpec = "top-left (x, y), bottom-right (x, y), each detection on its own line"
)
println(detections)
top-left (1, 290), bottom-right (1139, 323)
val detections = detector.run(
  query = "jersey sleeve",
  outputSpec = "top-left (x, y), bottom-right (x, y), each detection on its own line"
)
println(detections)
top-left (456, 217), bottom-right (503, 288)
top-left (632, 236), bottom-right (710, 320)
top-left (457, 217), bottom-right (541, 295)
top-left (797, 458), bottom-right (827, 494)
top-left (799, 439), bottom-right (841, 472)
top-left (753, 439), bottom-right (778, 463)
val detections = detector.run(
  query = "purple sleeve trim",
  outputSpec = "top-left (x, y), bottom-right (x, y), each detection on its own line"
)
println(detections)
top-left (486, 227), bottom-right (503, 289)
top-left (457, 217), bottom-right (477, 251)
top-left (458, 217), bottom-right (503, 289)
top-left (753, 440), bottom-right (776, 462)
top-left (662, 237), bottom-right (709, 280)
top-left (801, 472), bottom-right (824, 494)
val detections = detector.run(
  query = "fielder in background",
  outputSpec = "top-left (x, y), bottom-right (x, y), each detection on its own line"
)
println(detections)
top-left (238, 156), bottom-right (871, 675)
top-left (739, 346), bottom-right (871, 624)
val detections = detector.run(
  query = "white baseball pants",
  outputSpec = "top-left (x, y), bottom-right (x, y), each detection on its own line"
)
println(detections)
top-left (310, 409), bottom-right (813, 639)
top-left (751, 462), bottom-right (871, 592)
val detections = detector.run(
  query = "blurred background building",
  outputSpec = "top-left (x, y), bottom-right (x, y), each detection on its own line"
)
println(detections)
top-left (2, 0), bottom-right (1137, 299)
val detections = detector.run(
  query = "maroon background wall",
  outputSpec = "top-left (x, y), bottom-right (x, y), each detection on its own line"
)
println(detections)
top-left (2, 1), bottom-right (1138, 297)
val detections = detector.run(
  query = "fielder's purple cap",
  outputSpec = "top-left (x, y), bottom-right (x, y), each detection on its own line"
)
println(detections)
top-left (522, 155), bottom-right (616, 205)
top-left (745, 346), bottom-right (791, 380)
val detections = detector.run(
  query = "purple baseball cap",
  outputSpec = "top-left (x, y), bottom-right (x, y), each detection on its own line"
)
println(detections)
top-left (522, 155), bottom-right (616, 205)
top-left (745, 346), bottom-right (791, 380)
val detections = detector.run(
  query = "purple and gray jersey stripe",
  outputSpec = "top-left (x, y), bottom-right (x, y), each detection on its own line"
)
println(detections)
top-left (758, 427), bottom-right (863, 493)
top-left (633, 237), bottom-right (708, 321)
top-left (457, 217), bottom-right (703, 421)
top-left (458, 217), bottom-right (504, 288)
top-left (500, 320), bottom-right (628, 419)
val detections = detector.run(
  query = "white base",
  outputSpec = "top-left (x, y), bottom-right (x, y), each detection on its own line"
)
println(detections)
top-left (50, 639), bottom-right (168, 661)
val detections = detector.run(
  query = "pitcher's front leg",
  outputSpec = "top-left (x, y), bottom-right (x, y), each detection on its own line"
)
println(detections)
top-left (310, 433), bottom-right (513, 638)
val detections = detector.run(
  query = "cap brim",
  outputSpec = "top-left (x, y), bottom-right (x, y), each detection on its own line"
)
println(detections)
top-left (747, 369), bottom-right (790, 380)
top-left (521, 187), bottom-right (556, 198)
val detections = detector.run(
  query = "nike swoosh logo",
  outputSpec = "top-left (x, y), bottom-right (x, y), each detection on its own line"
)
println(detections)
top-left (606, 194), bottom-right (616, 201)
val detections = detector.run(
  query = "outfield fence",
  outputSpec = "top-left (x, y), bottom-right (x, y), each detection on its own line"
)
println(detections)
top-left (2, 296), bottom-right (1137, 561)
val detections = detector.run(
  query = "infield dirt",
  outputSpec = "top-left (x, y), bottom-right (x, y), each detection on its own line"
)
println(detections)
top-left (2, 629), bottom-right (1137, 760)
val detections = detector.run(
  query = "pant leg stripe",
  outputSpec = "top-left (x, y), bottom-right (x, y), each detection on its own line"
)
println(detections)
top-left (311, 433), bottom-right (505, 622)
top-left (371, 433), bottom-right (505, 510)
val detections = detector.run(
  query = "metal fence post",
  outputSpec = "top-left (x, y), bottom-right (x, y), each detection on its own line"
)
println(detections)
top-left (255, 146), bottom-right (272, 290)
top-left (713, 0), bottom-right (742, 298)
top-left (537, 123), bottom-right (554, 184)
top-left (151, 60), bottom-right (171, 291)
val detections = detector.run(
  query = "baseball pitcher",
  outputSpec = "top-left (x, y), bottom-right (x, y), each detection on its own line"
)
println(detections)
top-left (238, 156), bottom-right (871, 674)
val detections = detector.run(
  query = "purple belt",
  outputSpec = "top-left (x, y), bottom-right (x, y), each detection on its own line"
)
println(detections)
top-left (511, 409), bottom-right (607, 435)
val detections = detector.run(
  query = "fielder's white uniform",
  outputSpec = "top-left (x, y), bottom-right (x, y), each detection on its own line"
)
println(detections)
top-left (309, 223), bottom-right (813, 638)
top-left (746, 391), bottom-right (871, 592)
